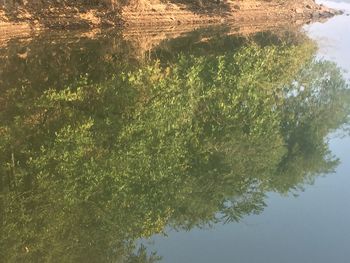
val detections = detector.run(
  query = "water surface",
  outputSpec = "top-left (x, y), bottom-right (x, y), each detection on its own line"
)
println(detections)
top-left (0, 4), bottom-right (349, 262)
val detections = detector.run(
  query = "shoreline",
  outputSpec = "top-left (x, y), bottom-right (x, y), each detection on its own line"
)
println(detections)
top-left (123, 0), bottom-right (341, 26)
top-left (0, 0), bottom-right (342, 42)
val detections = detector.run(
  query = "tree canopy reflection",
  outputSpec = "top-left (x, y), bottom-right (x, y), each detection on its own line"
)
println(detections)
top-left (0, 29), bottom-right (349, 262)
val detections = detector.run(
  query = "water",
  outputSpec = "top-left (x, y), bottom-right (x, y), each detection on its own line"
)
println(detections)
top-left (0, 2), bottom-right (349, 262)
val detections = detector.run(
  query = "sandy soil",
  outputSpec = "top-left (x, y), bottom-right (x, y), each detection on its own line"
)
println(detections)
top-left (0, 0), bottom-right (342, 43)
top-left (123, 0), bottom-right (340, 26)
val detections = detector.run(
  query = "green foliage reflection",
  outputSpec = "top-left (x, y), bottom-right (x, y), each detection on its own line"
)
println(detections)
top-left (0, 31), bottom-right (349, 262)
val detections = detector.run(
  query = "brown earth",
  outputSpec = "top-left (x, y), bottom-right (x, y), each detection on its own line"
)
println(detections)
top-left (123, 0), bottom-right (341, 26)
top-left (0, 0), bottom-right (342, 43)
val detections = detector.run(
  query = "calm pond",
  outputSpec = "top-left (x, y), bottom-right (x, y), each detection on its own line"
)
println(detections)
top-left (0, 0), bottom-right (349, 262)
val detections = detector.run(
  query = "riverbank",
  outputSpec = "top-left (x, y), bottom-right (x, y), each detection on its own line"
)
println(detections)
top-left (123, 0), bottom-right (340, 26)
top-left (0, 0), bottom-right (342, 41)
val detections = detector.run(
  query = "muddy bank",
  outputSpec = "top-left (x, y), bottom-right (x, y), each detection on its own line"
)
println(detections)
top-left (0, 0), bottom-right (342, 42)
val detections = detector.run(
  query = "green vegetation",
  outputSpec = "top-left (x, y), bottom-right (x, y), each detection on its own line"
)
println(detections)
top-left (0, 29), bottom-right (349, 262)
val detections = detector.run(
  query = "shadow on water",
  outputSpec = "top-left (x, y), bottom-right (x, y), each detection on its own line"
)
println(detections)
top-left (0, 26), bottom-right (350, 262)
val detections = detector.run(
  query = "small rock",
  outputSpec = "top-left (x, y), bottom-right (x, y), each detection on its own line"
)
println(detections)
top-left (306, 4), bottom-right (312, 9)
top-left (311, 12), bottom-right (320, 18)
top-left (233, 4), bottom-right (240, 10)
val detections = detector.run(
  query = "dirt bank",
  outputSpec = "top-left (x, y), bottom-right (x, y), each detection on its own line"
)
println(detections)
top-left (123, 0), bottom-right (341, 26)
top-left (0, 0), bottom-right (342, 41)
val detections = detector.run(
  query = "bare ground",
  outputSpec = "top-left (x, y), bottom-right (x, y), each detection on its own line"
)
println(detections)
top-left (123, 0), bottom-right (340, 26)
top-left (0, 0), bottom-right (342, 43)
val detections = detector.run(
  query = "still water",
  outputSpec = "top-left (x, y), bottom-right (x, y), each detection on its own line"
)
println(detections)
top-left (0, 1), bottom-right (349, 262)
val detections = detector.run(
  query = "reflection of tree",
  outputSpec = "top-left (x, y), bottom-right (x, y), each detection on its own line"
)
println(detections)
top-left (0, 30), bottom-right (139, 95)
top-left (273, 61), bottom-right (350, 193)
top-left (0, 31), bottom-right (349, 262)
